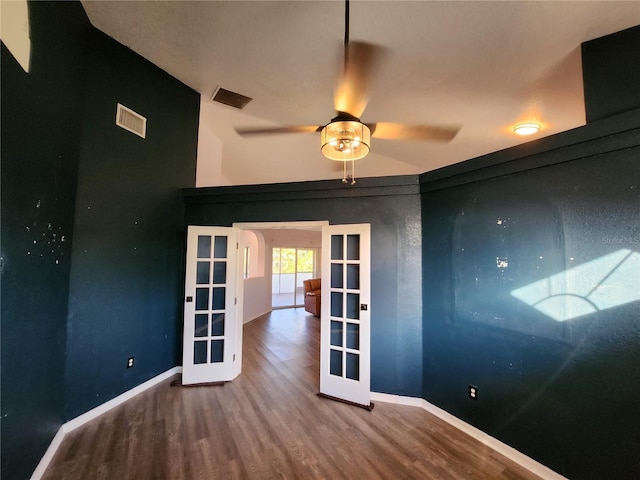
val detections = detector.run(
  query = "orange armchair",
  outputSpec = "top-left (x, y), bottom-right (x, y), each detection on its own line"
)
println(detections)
top-left (303, 278), bottom-right (321, 316)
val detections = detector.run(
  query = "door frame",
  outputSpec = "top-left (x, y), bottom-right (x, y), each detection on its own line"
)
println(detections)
top-left (183, 221), bottom-right (333, 382)
top-left (233, 221), bottom-right (372, 407)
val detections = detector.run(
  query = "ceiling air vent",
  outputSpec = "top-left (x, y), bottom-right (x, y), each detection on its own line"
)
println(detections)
top-left (116, 103), bottom-right (147, 138)
top-left (211, 87), bottom-right (252, 110)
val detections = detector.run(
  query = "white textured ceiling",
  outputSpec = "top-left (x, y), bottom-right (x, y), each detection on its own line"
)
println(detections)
top-left (81, 1), bottom-right (640, 186)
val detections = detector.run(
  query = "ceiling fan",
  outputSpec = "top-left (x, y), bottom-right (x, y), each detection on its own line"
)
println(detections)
top-left (235, 0), bottom-right (461, 184)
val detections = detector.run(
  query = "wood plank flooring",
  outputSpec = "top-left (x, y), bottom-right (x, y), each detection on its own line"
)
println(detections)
top-left (43, 309), bottom-right (543, 479)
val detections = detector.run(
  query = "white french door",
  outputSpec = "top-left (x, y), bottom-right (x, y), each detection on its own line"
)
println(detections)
top-left (182, 226), bottom-right (240, 385)
top-left (320, 224), bottom-right (371, 408)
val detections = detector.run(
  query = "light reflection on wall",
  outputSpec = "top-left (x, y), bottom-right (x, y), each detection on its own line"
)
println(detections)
top-left (511, 249), bottom-right (640, 321)
top-left (0, 0), bottom-right (31, 73)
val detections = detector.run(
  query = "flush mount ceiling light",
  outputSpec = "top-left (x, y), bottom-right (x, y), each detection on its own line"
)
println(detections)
top-left (513, 123), bottom-right (541, 136)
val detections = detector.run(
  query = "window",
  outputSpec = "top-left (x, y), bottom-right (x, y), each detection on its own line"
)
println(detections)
top-left (243, 247), bottom-right (250, 279)
top-left (240, 230), bottom-right (264, 279)
top-left (272, 247), bottom-right (317, 308)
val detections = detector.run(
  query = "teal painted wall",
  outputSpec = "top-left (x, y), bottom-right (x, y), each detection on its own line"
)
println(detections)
top-left (421, 114), bottom-right (640, 479)
top-left (1, 3), bottom-right (89, 478)
top-left (64, 27), bottom-right (199, 421)
top-left (420, 27), bottom-right (640, 478)
top-left (2, 3), bottom-right (638, 479)
top-left (1, 2), bottom-right (199, 478)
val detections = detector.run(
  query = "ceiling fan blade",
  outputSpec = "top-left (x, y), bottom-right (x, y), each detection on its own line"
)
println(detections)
top-left (334, 41), bottom-right (385, 119)
top-left (235, 125), bottom-right (322, 136)
top-left (368, 123), bottom-right (461, 142)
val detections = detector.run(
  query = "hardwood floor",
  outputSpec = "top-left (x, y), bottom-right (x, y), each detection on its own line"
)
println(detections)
top-left (43, 309), bottom-right (543, 479)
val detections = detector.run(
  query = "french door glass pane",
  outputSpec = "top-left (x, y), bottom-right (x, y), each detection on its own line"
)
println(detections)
top-left (331, 235), bottom-right (344, 260)
top-left (330, 349), bottom-right (342, 376)
top-left (347, 234), bottom-right (360, 260)
top-left (346, 352), bottom-right (360, 380)
top-left (211, 313), bottom-right (225, 336)
top-left (213, 261), bottom-right (226, 284)
top-left (330, 321), bottom-right (343, 346)
top-left (347, 264), bottom-right (359, 289)
top-left (211, 340), bottom-right (224, 363)
top-left (194, 341), bottom-right (207, 364)
top-left (212, 287), bottom-right (225, 310)
top-left (331, 292), bottom-right (343, 317)
top-left (331, 263), bottom-right (343, 288)
top-left (213, 236), bottom-right (227, 258)
top-left (346, 293), bottom-right (360, 319)
top-left (196, 262), bottom-right (210, 284)
top-left (346, 323), bottom-right (359, 350)
top-left (195, 288), bottom-right (209, 310)
top-left (197, 236), bottom-right (211, 259)
top-left (195, 314), bottom-right (208, 337)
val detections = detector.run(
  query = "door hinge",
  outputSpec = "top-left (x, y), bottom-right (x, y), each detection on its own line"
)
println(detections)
top-left (233, 354), bottom-right (236, 361)
top-left (236, 242), bottom-right (239, 250)
top-left (234, 297), bottom-right (237, 305)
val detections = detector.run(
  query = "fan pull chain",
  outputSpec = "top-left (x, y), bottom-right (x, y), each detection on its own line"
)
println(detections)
top-left (342, 160), bottom-right (356, 185)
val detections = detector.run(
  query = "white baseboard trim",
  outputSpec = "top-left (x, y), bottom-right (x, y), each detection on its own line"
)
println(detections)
top-left (371, 392), bottom-right (567, 480)
top-left (243, 308), bottom-right (272, 324)
top-left (33, 376), bottom-right (563, 479)
top-left (30, 428), bottom-right (66, 480)
top-left (31, 366), bottom-right (182, 480)
top-left (63, 367), bottom-right (182, 433)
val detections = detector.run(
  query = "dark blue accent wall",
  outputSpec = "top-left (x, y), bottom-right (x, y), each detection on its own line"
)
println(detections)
top-left (420, 111), bottom-right (640, 479)
top-left (63, 29), bottom-right (199, 419)
top-left (3, 3), bottom-right (638, 479)
top-left (1, 2), bottom-right (199, 478)
top-left (183, 178), bottom-right (424, 397)
top-left (1, 2), bottom-right (89, 478)
top-left (582, 25), bottom-right (640, 123)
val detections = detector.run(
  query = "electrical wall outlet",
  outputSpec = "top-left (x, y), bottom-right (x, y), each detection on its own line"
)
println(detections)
top-left (469, 384), bottom-right (478, 401)
top-left (127, 357), bottom-right (134, 368)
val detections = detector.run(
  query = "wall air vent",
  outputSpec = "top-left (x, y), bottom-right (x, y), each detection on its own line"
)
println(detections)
top-left (211, 87), bottom-right (252, 110)
top-left (116, 103), bottom-right (147, 138)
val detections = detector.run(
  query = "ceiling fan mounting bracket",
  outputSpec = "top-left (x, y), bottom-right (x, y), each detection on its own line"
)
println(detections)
top-left (331, 111), bottom-right (361, 124)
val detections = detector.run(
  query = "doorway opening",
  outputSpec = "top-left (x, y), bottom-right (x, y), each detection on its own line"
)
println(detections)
top-left (233, 221), bottom-right (327, 323)
top-left (183, 220), bottom-right (371, 407)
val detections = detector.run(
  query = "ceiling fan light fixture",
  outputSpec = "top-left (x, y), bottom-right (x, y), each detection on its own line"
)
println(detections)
top-left (321, 120), bottom-right (370, 161)
top-left (513, 123), bottom-right (540, 136)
